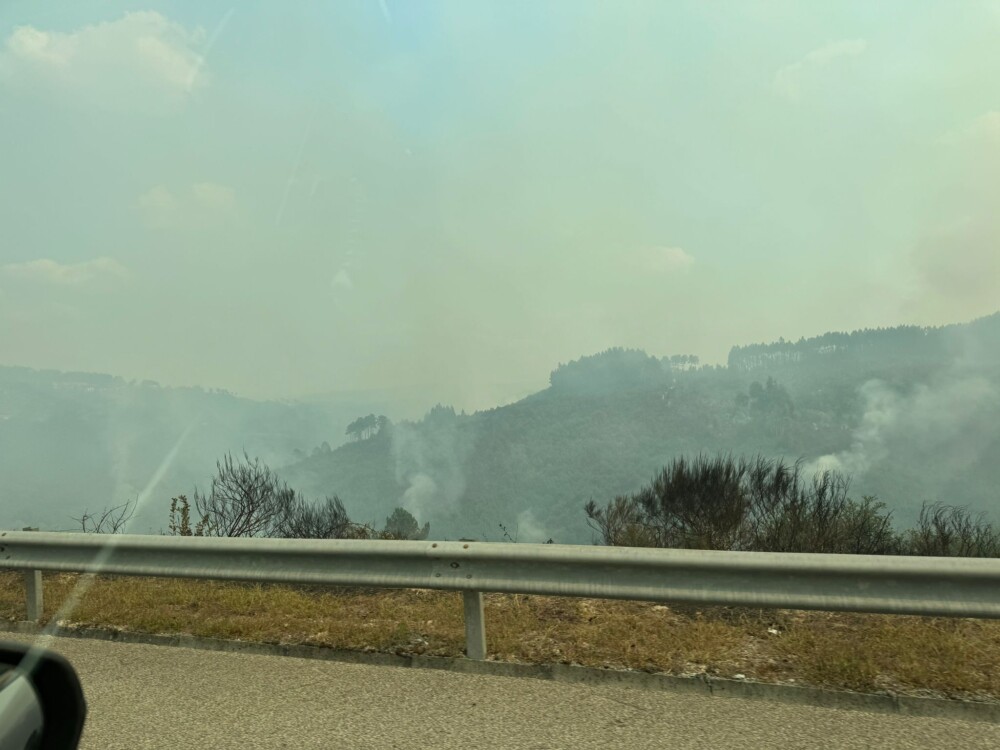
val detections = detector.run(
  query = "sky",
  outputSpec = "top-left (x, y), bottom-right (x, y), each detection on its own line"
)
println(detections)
top-left (1, 1), bottom-right (998, 410)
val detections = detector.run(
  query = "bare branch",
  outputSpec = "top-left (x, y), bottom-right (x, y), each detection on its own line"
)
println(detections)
top-left (72, 497), bottom-right (136, 534)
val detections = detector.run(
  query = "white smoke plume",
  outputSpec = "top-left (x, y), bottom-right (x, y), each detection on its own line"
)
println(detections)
top-left (808, 379), bottom-right (900, 477)
top-left (390, 414), bottom-right (472, 525)
top-left (808, 376), bottom-right (1000, 482)
top-left (514, 509), bottom-right (551, 543)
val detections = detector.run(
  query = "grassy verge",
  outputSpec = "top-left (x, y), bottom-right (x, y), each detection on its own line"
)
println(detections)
top-left (2, 571), bottom-right (998, 702)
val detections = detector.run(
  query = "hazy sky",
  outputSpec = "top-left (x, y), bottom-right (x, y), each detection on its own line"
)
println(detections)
top-left (1, 1), bottom-right (998, 409)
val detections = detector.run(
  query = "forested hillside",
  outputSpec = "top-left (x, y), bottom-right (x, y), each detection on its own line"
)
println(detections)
top-left (4, 313), bottom-right (998, 541)
top-left (281, 313), bottom-right (1000, 544)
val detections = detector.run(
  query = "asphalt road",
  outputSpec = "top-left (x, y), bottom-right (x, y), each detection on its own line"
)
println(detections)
top-left (7, 633), bottom-right (1000, 749)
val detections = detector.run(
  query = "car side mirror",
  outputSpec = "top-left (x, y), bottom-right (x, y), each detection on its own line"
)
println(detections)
top-left (0, 640), bottom-right (86, 750)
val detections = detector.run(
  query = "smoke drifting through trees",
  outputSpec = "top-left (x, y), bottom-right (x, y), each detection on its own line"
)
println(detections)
top-left (391, 405), bottom-right (472, 528)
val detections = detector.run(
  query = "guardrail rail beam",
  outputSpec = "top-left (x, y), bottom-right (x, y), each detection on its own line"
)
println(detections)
top-left (4, 531), bottom-right (1000, 656)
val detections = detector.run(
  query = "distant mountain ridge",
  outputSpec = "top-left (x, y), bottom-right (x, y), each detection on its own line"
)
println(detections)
top-left (0, 367), bottom-right (369, 532)
top-left (728, 312), bottom-right (1000, 373)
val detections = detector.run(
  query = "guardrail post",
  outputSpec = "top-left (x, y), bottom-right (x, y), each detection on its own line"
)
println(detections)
top-left (463, 590), bottom-right (486, 660)
top-left (24, 570), bottom-right (43, 623)
top-left (19, 527), bottom-right (43, 623)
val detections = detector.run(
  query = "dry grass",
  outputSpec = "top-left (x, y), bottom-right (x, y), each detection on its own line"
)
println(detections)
top-left (1, 571), bottom-right (998, 702)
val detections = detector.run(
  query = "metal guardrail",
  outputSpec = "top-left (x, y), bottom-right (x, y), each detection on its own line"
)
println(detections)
top-left (3, 531), bottom-right (1000, 660)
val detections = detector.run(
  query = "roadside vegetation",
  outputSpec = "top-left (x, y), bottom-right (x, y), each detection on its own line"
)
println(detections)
top-left (2, 572), bottom-right (999, 702)
top-left (4, 451), bottom-right (999, 702)
top-left (72, 450), bottom-right (1000, 557)
top-left (73, 451), bottom-right (430, 541)
top-left (585, 453), bottom-right (1000, 557)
